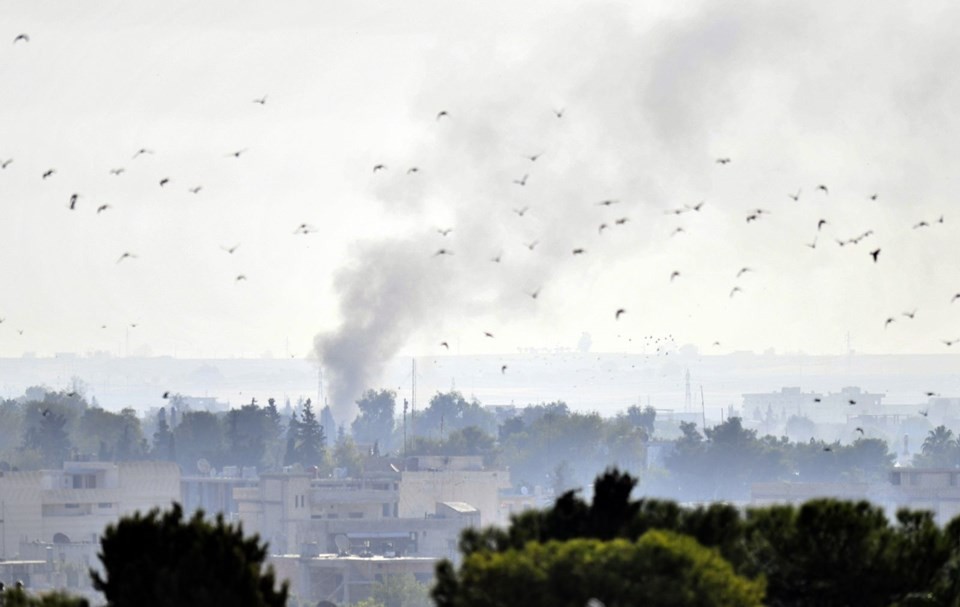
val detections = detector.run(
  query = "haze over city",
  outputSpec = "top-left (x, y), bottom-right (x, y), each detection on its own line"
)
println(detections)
top-left (3, 0), bottom-right (960, 419)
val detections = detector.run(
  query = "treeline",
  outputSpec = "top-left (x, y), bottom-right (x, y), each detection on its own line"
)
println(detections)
top-left (435, 469), bottom-right (960, 607)
top-left (0, 387), bottom-right (360, 474)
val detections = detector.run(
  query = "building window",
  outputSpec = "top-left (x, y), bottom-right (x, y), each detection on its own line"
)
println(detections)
top-left (382, 503), bottom-right (391, 518)
top-left (72, 476), bottom-right (82, 489)
top-left (84, 474), bottom-right (97, 488)
top-left (349, 512), bottom-right (363, 519)
top-left (98, 503), bottom-right (112, 509)
top-left (328, 514), bottom-right (338, 519)
top-left (65, 503), bottom-right (80, 509)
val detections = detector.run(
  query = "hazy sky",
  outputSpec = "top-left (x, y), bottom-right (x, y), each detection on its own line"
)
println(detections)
top-left (2, 1), bottom-right (959, 403)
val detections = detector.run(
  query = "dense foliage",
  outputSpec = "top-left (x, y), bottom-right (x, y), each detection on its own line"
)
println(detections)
top-left (91, 503), bottom-right (287, 607)
top-left (438, 468), bottom-right (960, 607)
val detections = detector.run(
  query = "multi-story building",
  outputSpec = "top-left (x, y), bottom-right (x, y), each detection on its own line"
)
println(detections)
top-left (0, 461), bottom-right (180, 562)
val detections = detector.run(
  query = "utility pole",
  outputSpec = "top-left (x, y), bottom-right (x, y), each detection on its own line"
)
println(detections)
top-left (700, 385), bottom-right (707, 433)
top-left (403, 399), bottom-right (408, 456)
top-left (411, 358), bottom-right (417, 439)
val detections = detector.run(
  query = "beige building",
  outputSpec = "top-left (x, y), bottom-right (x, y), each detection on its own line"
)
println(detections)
top-left (0, 461), bottom-right (180, 561)
top-left (751, 467), bottom-right (960, 523)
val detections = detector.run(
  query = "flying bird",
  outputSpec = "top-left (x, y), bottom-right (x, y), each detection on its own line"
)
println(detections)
top-left (513, 207), bottom-right (530, 217)
top-left (293, 223), bottom-right (317, 235)
top-left (437, 228), bottom-right (453, 237)
top-left (902, 309), bottom-right (917, 319)
top-left (433, 248), bottom-right (453, 256)
top-left (598, 223), bottom-right (608, 234)
top-left (513, 174), bottom-right (528, 186)
top-left (730, 287), bottom-right (742, 298)
top-left (159, 178), bottom-right (170, 187)
top-left (855, 427), bottom-right (864, 435)
top-left (528, 288), bottom-right (541, 300)
top-left (670, 271), bottom-right (681, 282)
top-left (686, 201), bottom-right (705, 212)
top-left (406, 167), bottom-right (419, 174)
top-left (490, 253), bottom-right (502, 263)
top-left (817, 184), bottom-right (829, 194)
top-left (524, 152), bottom-right (543, 162)
top-left (805, 239), bottom-right (817, 249)
top-left (440, 342), bottom-right (449, 349)
top-left (109, 167), bottom-right (125, 175)
top-left (68, 193), bottom-right (79, 210)
top-left (788, 189), bottom-right (801, 201)
top-left (572, 248), bottom-right (585, 255)
top-left (501, 365), bottom-right (507, 374)
top-left (869, 248), bottom-right (881, 263)
top-left (884, 317), bottom-right (895, 328)
top-left (41, 169), bottom-right (55, 179)
top-left (235, 275), bottom-right (247, 281)
top-left (221, 244), bottom-right (240, 254)
top-left (869, 193), bottom-right (879, 201)
top-left (132, 148), bottom-right (153, 159)
top-left (188, 186), bottom-right (202, 194)
top-left (436, 110), bottom-right (449, 121)
top-left (227, 149), bottom-right (247, 158)
top-left (162, 391), bottom-right (170, 399)
top-left (372, 164), bottom-right (386, 172)
top-left (671, 227), bottom-right (685, 236)
top-left (524, 240), bottom-right (539, 251)
top-left (919, 409), bottom-right (929, 416)
top-left (817, 219), bottom-right (828, 231)
top-left (116, 252), bottom-right (137, 263)
top-left (944, 339), bottom-right (959, 347)
top-left (913, 221), bottom-right (929, 229)
top-left (614, 217), bottom-right (629, 225)
top-left (715, 157), bottom-right (731, 164)
top-left (615, 309), bottom-right (626, 320)
top-left (252, 95), bottom-right (268, 105)
top-left (13, 34), bottom-right (29, 43)
top-left (952, 293), bottom-right (960, 304)
top-left (736, 267), bottom-right (753, 278)
top-left (96, 204), bottom-right (110, 214)
top-left (484, 331), bottom-right (494, 338)
top-left (0, 158), bottom-right (12, 169)
top-left (553, 108), bottom-right (565, 118)
top-left (598, 199), bottom-right (619, 206)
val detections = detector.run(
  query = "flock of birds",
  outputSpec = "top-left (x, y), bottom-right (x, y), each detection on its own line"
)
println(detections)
top-left (3, 28), bottom-right (959, 398)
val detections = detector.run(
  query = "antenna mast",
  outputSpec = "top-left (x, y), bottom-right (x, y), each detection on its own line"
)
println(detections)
top-left (700, 385), bottom-right (707, 432)
top-left (411, 358), bottom-right (417, 439)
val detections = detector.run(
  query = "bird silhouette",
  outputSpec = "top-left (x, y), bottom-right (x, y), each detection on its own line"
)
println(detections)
top-left (730, 287), bottom-right (742, 298)
top-left (68, 193), bottom-right (79, 210)
top-left (13, 34), bottom-right (30, 43)
top-left (525, 152), bottom-right (544, 162)
top-left (406, 167), bottom-right (419, 174)
top-left (436, 111), bottom-right (449, 121)
top-left (614, 217), bottom-right (629, 225)
top-left (490, 253), bottom-right (502, 263)
top-left (736, 267), bottom-right (753, 278)
top-left (188, 186), bottom-right (202, 194)
top-left (598, 199), bottom-right (619, 206)
top-left (788, 189), bottom-right (801, 201)
top-left (817, 219), bottom-right (828, 231)
top-left (221, 244), bottom-right (240, 254)
top-left (0, 159), bottom-right (12, 169)
top-left (110, 167), bottom-right (125, 175)
top-left (598, 223), bottom-right (608, 234)
top-left (670, 271), bottom-right (680, 282)
top-left (952, 294), bottom-right (960, 304)
top-left (41, 169), bottom-right (55, 179)
top-left (671, 227), bottom-right (685, 236)
top-left (869, 248), bottom-right (881, 263)
top-left (855, 427), bottom-right (864, 435)
top-left (437, 228), bottom-right (453, 237)
top-left (484, 331), bottom-right (494, 338)
top-left (116, 252), bottom-right (137, 263)
top-left (572, 248), bottom-right (585, 255)
top-left (501, 365), bottom-right (507, 374)
top-left (373, 164), bottom-right (386, 172)
top-left (553, 108), bottom-right (565, 118)
top-left (805, 238), bottom-right (818, 249)
top-left (96, 204), bottom-right (110, 214)
top-left (294, 223), bottom-right (317, 235)
top-left (528, 288), bottom-right (541, 300)
top-left (686, 201), bottom-right (705, 212)
top-left (440, 342), bottom-right (449, 349)
top-left (848, 399), bottom-right (857, 405)
top-left (925, 391), bottom-right (938, 397)
top-left (944, 339), bottom-right (959, 347)
top-left (823, 446), bottom-right (833, 452)
top-left (162, 391), bottom-right (170, 399)
top-left (132, 148), bottom-right (153, 159)
top-left (746, 214), bottom-right (759, 223)
top-left (615, 309), bottom-right (626, 320)
top-left (902, 309), bottom-right (917, 319)
top-left (869, 193), bottom-right (878, 201)
top-left (884, 317), bottom-right (895, 328)
top-left (817, 184), bottom-right (829, 194)
top-left (913, 221), bottom-right (929, 229)
top-left (159, 178), bottom-right (170, 187)
top-left (252, 95), bottom-right (268, 105)
top-left (514, 207), bottom-right (530, 217)
top-left (919, 409), bottom-right (929, 416)
top-left (715, 157), bottom-right (731, 164)
top-left (513, 174), bottom-right (528, 186)
top-left (236, 275), bottom-right (247, 281)
top-left (524, 240), bottom-right (539, 251)
top-left (433, 249), bottom-right (453, 256)
top-left (227, 149), bottom-right (247, 158)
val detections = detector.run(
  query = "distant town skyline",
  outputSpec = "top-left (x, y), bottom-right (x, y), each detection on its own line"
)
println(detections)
top-left (2, 2), bottom-right (959, 413)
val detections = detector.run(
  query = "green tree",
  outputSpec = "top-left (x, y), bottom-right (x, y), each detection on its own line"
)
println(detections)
top-left (91, 503), bottom-right (287, 607)
top-left (0, 587), bottom-right (88, 607)
top-left (916, 425), bottom-right (958, 467)
top-left (434, 530), bottom-right (765, 607)
top-left (151, 407), bottom-right (175, 462)
top-left (173, 411), bottom-right (223, 469)
top-left (352, 389), bottom-right (397, 449)
top-left (296, 399), bottom-right (326, 466)
top-left (224, 403), bottom-right (273, 468)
